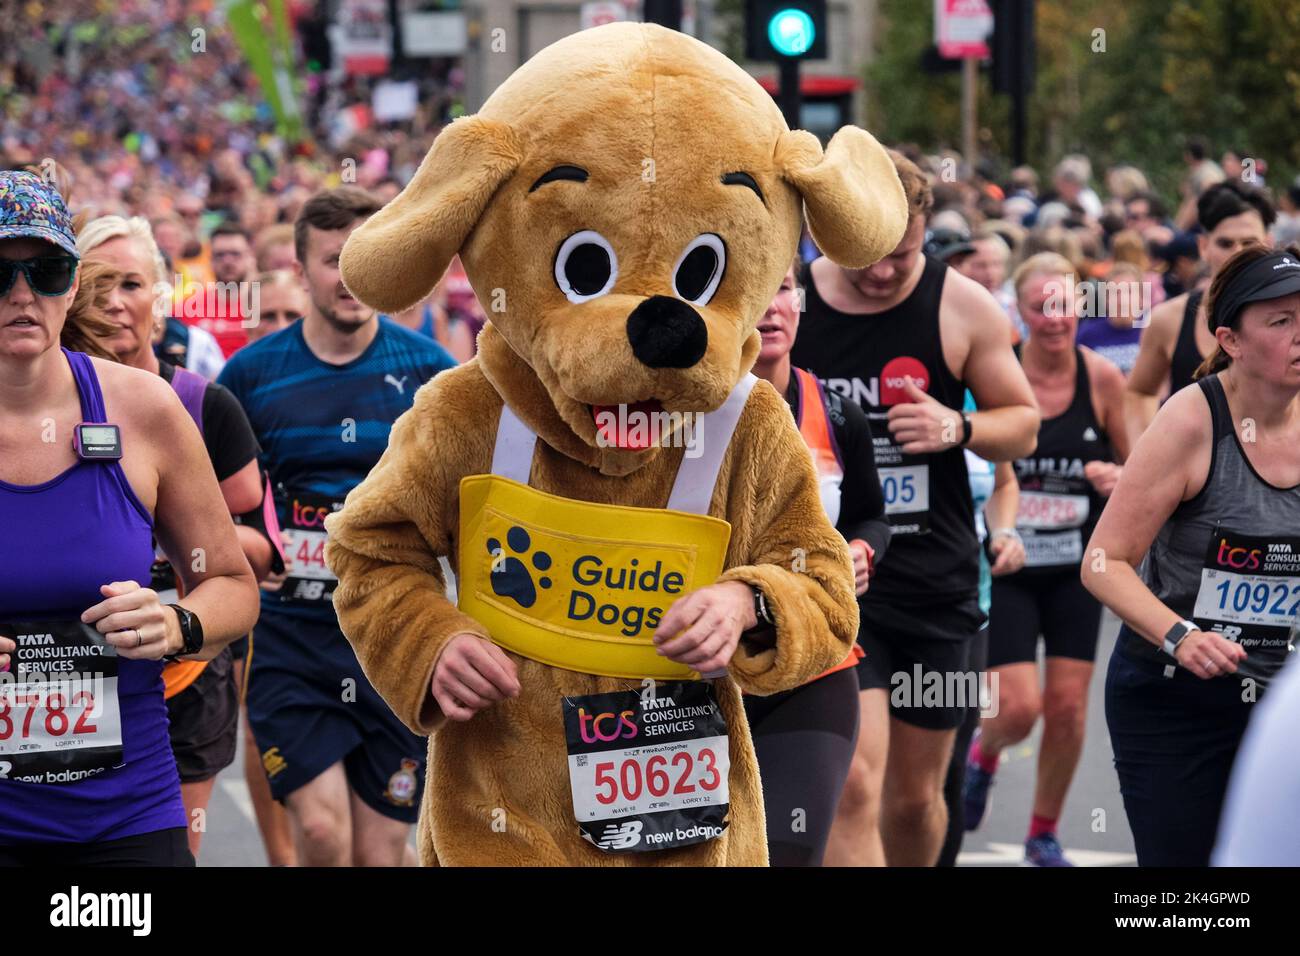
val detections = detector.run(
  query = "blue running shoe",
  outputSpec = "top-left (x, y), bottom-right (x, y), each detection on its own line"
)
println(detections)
top-left (1024, 833), bottom-right (1074, 867)
top-left (962, 749), bottom-right (994, 832)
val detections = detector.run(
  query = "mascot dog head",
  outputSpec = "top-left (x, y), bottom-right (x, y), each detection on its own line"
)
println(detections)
top-left (340, 23), bottom-right (906, 460)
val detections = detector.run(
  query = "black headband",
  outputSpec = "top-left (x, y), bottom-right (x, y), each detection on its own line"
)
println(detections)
top-left (1211, 250), bottom-right (1300, 331)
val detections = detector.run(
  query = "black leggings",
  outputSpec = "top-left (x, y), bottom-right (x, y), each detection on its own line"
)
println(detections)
top-left (1105, 637), bottom-right (1253, 866)
top-left (743, 666), bottom-right (859, 867)
top-left (0, 828), bottom-right (194, 867)
top-left (938, 626), bottom-right (988, 867)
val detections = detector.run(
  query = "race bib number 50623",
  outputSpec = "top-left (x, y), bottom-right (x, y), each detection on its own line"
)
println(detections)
top-left (564, 681), bottom-right (729, 853)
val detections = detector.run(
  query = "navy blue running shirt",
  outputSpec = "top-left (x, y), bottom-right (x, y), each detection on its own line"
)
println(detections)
top-left (219, 318), bottom-right (456, 621)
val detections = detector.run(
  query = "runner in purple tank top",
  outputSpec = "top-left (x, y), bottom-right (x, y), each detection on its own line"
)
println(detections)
top-left (0, 171), bottom-right (259, 866)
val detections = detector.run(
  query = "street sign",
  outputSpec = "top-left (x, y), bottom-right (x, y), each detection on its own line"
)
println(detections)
top-left (935, 0), bottom-right (993, 59)
top-left (581, 1), bottom-right (634, 31)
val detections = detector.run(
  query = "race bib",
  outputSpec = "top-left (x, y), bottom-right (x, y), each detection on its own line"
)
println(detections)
top-left (0, 620), bottom-right (122, 785)
top-left (279, 491), bottom-right (341, 605)
top-left (564, 682), bottom-right (729, 853)
top-left (872, 432), bottom-right (931, 535)
top-left (1023, 529), bottom-right (1084, 568)
top-left (1017, 491), bottom-right (1089, 531)
top-left (879, 464), bottom-right (930, 520)
top-left (1191, 529), bottom-right (1300, 671)
top-left (458, 474), bottom-right (730, 680)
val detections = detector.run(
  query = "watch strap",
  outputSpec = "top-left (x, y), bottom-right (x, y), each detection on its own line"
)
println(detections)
top-left (1162, 619), bottom-right (1196, 658)
top-left (166, 603), bottom-right (203, 658)
top-left (751, 586), bottom-right (774, 627)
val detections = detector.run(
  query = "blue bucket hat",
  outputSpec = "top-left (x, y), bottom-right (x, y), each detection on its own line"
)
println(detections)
top-left (0, 170), bottom-right (81, 259)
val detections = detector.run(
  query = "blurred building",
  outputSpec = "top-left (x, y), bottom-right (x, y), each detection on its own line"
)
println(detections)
top-left (459, 1), bottom-right (877, 139)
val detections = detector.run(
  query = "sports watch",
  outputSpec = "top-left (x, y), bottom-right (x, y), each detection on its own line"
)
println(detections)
top-left (750, 585), bottom-right (774, 628)
top-left (1162, 619), bottom-right (1197, 659)
top-left (959, 411), bottom-right (973, 447)
top-left (165, 603), bottom-right (205, 661)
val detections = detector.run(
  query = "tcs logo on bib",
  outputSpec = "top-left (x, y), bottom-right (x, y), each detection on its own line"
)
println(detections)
top-left (577, 708), bottom-right (638, 743)
top-left (1216, 538), bottom-right (1263, 571)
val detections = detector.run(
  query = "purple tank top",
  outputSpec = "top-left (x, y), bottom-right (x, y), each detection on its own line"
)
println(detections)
top-left (0, 349), bottom-right (185, 844)
top-left (1074, 316), bottom-right (1142, 375)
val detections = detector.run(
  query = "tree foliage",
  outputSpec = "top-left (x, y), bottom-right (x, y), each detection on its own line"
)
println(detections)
top-left (863, 0), bottom-right (1300, 201)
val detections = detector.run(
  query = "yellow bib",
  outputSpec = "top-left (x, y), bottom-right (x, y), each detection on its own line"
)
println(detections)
top-left (458, 475), bottom-right (730, 679)
top-left (456, 375), bottom-right (757, 680)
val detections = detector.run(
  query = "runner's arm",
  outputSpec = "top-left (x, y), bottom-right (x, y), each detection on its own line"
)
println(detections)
top-left (1081, 385), bottom-right (1210, 645)
top-left (1093, 354), bottom-right (1132, 464)
top-left (958, 280), bottom-right (1040, 460)
top-left (148, 379), bottom-right (260, 656)
top-left (1125, 297), bottom-right (1180, 439)
top-left (717, 383), bottom-right (859, 693)
top-left (831, 392), bottom-right (890, 562)
top-left (985, 460), bottom-right (1019, 533)
top-left (204, 382), bottom-right (274, 579)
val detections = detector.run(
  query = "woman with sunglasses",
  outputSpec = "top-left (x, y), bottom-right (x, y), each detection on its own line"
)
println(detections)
top-left (0, 171), bottom-right (259, 866)
top-left (1084, 243), bottom-right (1300, 866)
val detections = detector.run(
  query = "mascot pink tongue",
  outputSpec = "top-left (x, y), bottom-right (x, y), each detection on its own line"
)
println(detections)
top-left (592, 399), bottom-right (665, 450)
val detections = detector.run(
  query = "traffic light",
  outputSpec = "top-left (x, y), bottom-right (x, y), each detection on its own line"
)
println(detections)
top-left (990, 0), bottom-right (1034, 96)
top-left (643, 0), bottom-right (683, 29)
top-left (745, 1), bottom-right (828, 61)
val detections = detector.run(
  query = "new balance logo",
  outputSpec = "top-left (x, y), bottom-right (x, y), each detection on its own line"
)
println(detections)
top-left (594, 820), bottom-right (643, 850)
top-left (1083, 427), bottom-right (1097, 441)
top-left (384, 374), bottom-right (409, 394)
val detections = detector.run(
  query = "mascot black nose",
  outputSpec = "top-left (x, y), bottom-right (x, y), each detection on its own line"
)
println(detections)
top-left (626, 296), bottom-right (709, 369)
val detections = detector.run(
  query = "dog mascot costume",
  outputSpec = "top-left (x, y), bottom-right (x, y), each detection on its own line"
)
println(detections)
top-left (326, 22), bottom-right (906, 866)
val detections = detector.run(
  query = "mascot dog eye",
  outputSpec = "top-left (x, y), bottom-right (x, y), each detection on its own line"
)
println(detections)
top-left (673, 234), bottom-right (726, 306)
top-left (555, 230), bottom-right (618, 303)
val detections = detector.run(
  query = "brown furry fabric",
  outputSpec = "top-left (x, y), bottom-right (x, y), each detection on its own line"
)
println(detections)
top-left (325, 21), bottom-right (905, 866)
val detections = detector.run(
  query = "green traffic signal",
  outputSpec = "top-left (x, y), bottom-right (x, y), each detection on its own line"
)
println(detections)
top-left (767, 8), bottom-right (816, 57)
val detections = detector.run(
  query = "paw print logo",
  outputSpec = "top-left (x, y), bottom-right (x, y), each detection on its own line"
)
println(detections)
top-left (487, 526), bottom-right (552, 608)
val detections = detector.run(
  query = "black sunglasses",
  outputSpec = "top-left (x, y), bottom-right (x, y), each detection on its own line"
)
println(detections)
top-left (0, 256), bottom-right (78, 297)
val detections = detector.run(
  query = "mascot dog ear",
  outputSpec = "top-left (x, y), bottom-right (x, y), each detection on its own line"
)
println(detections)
top-left (339, 116), bottom-right (522, 314)
top-left (777, 126), bottom-right (909, 269)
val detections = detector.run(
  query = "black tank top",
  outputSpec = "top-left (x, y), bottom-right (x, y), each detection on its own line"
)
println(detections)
top-left (1170, 290), bottom-right (1205, 394)
top-left (791, 256), bottom-right (978, 603)
top-left (1120, 375), bottom-right (1300, 688)
top-left (1011, 347), bottom-right (1113, 573)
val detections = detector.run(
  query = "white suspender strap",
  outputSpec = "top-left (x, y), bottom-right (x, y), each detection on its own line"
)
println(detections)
top-left (491, 375), bottom-right (758, 511)
top-left (490, 402), bottom-right (538, 484)
top-left (666, 373), bottom-right (758, 516)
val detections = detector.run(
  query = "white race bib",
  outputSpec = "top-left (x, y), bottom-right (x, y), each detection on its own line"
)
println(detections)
top-left (1017, 491), bottom-right (1089, 531)
top-left (879, 465), bottom-right (930, 517)
top-left (1023, 529), bottom-right (1084, 568)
